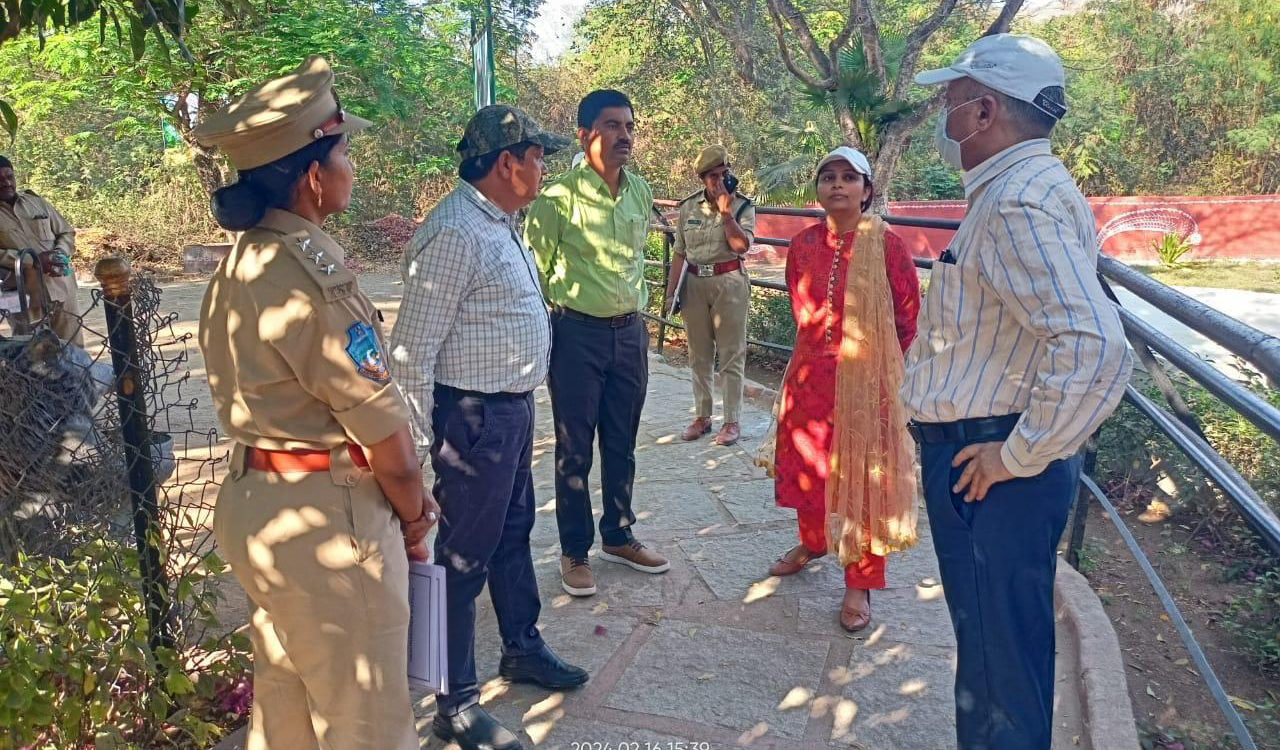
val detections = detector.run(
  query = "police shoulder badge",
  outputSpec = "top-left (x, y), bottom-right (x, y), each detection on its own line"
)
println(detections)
top-left (345, 322), bottom-right (390, 382)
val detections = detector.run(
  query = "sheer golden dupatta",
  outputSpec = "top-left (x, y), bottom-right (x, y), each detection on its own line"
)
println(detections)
top-left (824, 215), bottom-right (919, 566)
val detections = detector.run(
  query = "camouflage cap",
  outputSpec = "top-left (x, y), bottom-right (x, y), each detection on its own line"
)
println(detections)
top-left (457, 105), bottom-right (572, 161)
top-left (695, 145), bottom-right (729, 176)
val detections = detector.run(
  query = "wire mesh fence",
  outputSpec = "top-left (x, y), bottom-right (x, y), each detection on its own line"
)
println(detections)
top-left (0, 262), bottom-right (249, 747)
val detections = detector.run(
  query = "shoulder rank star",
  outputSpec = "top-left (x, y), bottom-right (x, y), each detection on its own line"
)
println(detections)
top-left (309, 250), bottom-right (325, 264)
top-left (322, 264), bottom-right (335, 275)
top-left (296, 237), bottom-right (311, 254)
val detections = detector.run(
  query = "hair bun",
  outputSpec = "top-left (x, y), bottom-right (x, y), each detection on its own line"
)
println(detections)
top-left (211, 180), bottom-right (269, 231)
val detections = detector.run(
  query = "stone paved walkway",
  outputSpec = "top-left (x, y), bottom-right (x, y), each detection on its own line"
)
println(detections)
top-left (413, 359), bottom-right (962, 750)
top-left (141, 275), bottom-right (1087, 750)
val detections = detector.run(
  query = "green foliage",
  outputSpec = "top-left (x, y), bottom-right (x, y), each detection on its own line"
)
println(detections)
top-left (0, 538), bottom-right (250, 747)
top-left (801, 38), bottom-right (917, 154)
top-left (754, 121), bottom-right (831, 206)
top-left (0, 0), bottom-right (478, 254)
top-left (0, 0), bottom-right (195, 138)
top-left (747, 288), bottom-right (795, 350)
top-left (1034, 0), bottom-right (1280, 195)
top-left (1224, 569), bottom-right (1280, 676)
top-left (1075, 540), bottom-right (1105, 576)
top-left (1095, 366), bottom-right (1280, 522)
top-left (1152, 233), bottom-right (1195, 269)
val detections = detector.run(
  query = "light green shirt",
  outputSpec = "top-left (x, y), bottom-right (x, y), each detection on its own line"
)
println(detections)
top-left (524, 162), bottom-right (654, 318)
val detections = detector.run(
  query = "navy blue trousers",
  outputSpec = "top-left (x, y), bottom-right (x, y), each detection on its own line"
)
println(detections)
top-left (547, 312), bottom-right (648, 557)
top-left (431, 385), bottom-right (543, 714)
top-left (921, 437), bottom-right (1082, 750)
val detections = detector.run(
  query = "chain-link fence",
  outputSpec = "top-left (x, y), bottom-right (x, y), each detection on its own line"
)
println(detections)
top-left (0, 260), bottom-right (249, 747)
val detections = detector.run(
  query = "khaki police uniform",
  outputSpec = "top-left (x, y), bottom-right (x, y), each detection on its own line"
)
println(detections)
top-left (194, 56), bottom-right (417, 750)
top-left (674, 187), bottom-right (755, 423)
top-left (0, 190), bottom-right (83, 345)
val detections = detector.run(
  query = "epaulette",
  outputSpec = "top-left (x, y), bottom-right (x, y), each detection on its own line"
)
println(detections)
top-left (257, 227), bottom-right (357, 304)
top-left (679, 189), bottom-right (703, 205)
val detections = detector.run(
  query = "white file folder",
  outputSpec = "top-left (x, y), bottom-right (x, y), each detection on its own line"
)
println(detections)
top-left (407, 561), bottom-right (448, 693)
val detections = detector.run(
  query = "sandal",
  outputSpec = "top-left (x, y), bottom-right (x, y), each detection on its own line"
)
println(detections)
top-left (840, 589), bottom-right (872, 633)
top-left (768, 544), bottom-right (827, 577)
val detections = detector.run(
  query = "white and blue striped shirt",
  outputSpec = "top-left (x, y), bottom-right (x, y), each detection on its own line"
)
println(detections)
top-left (901, 139), bottom-right (1133, 477)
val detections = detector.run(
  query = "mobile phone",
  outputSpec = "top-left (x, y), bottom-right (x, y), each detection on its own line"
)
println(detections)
top-left (722, 171), bottom-right (739, 195)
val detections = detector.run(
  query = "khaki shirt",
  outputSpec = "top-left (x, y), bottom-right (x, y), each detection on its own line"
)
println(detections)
top-left (198, 209), bottom-right (410, 452)
top-left (673, 191), bottom-right (756, 265)
top-left (0, 191), bottom-right (77, 303)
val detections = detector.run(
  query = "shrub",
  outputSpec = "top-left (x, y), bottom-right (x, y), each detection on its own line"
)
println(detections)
top-left (1224, 568), bottom-right (1280, 676)
top-left (747, 288), bottom-right (796, 350)
top-left (1152, 232), bottom-right (1195, 269)
top-left (0, 537), bottom-right (250, 748)
top-left (1094, 366), bottom-right (1280, 520)
top-left (1094, 364), bottom-right (1280, 684)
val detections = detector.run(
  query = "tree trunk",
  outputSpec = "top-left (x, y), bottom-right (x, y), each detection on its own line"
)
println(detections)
top-left (872, 125), bottom-right (912, 211)
top-left (833, 99), bottom-right (865, 150)
top-left (187, 139), bottom-right (225, 199)
top-left (731, 39), bottom-right (756, 85)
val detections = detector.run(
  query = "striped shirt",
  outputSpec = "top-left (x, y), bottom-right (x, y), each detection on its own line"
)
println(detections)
top-left (901, 139), bottom-right (1132, 477)
top-left (389, 181), bottom-right (552, 462)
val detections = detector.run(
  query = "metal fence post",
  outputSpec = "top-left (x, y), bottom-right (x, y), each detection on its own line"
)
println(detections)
top-left (1067, 440), bottom-right (1098, 570)
top-left (658, 229), bottom-right (671, 355)
top-left (94, 257), bottom-right (173, 652)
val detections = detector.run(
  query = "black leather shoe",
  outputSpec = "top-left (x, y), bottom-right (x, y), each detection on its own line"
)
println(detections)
top-left (499, 644), bottom-right (589, 689)
top-left (432, 704), bottom-right (523, 750)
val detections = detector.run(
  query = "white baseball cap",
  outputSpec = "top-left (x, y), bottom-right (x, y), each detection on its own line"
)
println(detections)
top-left (815, 146), bottom-right (873, 180)
top-left (915, 34), bottom-right (1067, 120)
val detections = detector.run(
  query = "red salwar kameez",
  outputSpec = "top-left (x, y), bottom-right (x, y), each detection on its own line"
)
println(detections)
top-left (774, 222), bottom-right (920, 588)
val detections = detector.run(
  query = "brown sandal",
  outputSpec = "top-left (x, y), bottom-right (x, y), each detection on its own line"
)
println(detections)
top-left (768, 545), bottom-right (827, 577)
top-left (840, 589), bottom-right (872, 633)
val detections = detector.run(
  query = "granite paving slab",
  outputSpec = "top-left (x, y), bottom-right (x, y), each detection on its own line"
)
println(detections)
top-left (604, 620), bottom-right (830, 740)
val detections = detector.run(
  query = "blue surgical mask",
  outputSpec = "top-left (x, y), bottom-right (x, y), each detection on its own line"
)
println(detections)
top-left (933, 98), bottom-right (982, 170)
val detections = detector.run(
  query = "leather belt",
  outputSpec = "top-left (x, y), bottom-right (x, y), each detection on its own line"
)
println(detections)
top-left (436, 383), bottom-right (533, 401)
top-left (907, 414), bottom-right (1022, 445)
top-left (246, 443), bottom-right (370, 473)
top-left (553, 305), bottom-right (637, 328)
top-left (687, 259), bottom-right (743, 278)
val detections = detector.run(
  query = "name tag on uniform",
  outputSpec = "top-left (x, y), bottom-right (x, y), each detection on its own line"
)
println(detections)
top-left (685, 219), bottom-right (703, 228)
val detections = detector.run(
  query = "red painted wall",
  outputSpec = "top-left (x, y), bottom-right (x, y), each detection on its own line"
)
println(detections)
top-left (748, 195), bottom-right (1280, 263)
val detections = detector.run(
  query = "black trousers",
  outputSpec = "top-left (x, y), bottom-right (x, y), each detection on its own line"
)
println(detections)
top-left (921, 428), bottom-right (1083, 749)
top-left (547, 310), bottom-right (649, 557)
top-left (431, 385), bottom-right (543, 714)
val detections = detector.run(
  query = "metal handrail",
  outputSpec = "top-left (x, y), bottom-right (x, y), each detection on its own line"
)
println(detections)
top-left (1118, 307), bottom-right (1280, 443)
top-left (1099, 256), bottom-right (1280, 384)
top-left (1080, 475), bottom-right (1259, 750)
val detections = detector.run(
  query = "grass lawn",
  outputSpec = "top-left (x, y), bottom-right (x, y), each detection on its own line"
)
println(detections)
top-left (1136, 261), bottom-right (1280, 294)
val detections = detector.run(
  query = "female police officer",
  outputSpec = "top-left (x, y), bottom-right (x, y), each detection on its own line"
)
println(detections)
top-left (193, 56), bottom-right (438, 749)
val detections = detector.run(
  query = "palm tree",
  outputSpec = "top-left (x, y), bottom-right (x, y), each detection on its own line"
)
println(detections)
top-left (757, 37), bottom-right (918, 207)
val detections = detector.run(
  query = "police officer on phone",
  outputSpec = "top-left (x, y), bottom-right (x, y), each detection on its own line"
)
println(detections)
top-left (664, 145), bottom-right (755, 446)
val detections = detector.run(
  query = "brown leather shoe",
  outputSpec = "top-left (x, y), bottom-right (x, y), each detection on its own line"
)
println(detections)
top-left (714, 422), bottom-right (741, 446)
top-left (560, 556), bottom-right (596, 597)
top-left (681, 417), bottom-right (713, 441)
top-left (768, 544), bottom-right (827, 577)
top-left (840, 589), bottom-right (872, 633)
top-left (599, 540), bottom-right (670, 573)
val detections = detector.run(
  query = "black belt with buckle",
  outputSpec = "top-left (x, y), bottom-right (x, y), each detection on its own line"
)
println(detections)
top-left (907, 413), bottom-right (1022, 445)
top-left (435, 383), bottom-right (533, 401)
top-left (553, 305), bottom-right (638, 328)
